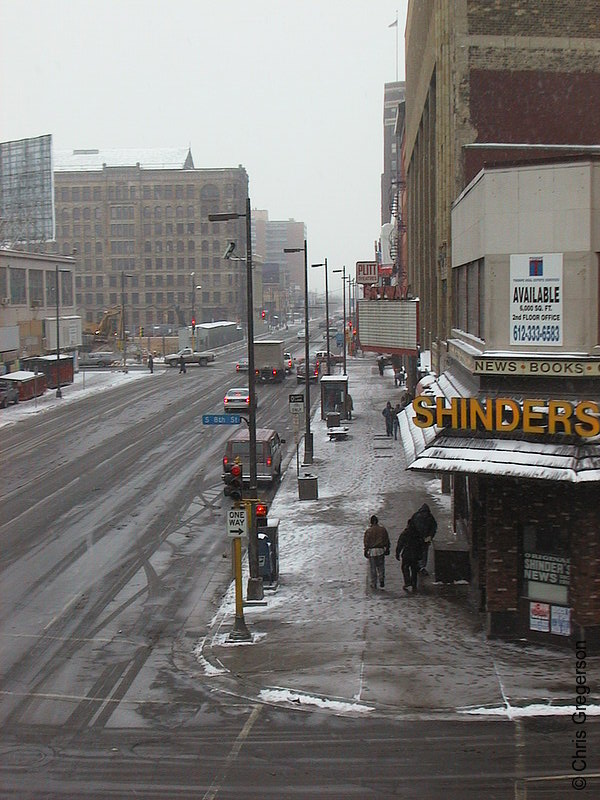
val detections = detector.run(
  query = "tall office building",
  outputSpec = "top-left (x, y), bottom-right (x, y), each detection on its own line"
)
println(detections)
top-left (404, 0), bottom-right (600, 370)
top-left (47, 148), bottom-right (249, 331)
top-left (252, 210), bottom-right (306, 322)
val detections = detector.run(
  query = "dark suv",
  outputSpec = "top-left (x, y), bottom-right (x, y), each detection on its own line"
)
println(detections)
top-left (0, 379), bottom-right (19, 408)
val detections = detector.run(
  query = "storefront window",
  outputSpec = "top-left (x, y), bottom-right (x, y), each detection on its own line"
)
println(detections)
top-left (522, 523), bottom-right (569, 605)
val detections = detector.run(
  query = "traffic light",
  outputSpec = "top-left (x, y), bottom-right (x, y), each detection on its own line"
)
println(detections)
top-left (139, 326), bottom-right (144, 336)
top-left (223, 461), bottom-right (243, 500)
top-left (191, 317), bottom-right (196, 333)
top-left (261, 310), bottom-right (266, 319)
top-left (255, 501), bottom-right (268, 527)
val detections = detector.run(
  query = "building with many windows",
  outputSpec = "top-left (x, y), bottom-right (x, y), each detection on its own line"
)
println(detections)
top-left (47, 148), bottom-right (249, 332)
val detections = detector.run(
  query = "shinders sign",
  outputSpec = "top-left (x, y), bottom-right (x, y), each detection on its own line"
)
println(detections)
top-left (412, 396), bottom-right (600, 437)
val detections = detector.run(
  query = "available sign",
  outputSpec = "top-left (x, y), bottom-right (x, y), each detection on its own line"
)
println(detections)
top-left (510, 253), bottom-right (563, 346)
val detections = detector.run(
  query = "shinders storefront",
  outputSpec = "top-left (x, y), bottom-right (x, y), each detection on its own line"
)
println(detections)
top-left (399, 157), bottom-right (600, 649)
top-left (399, 360), bottom-right (600, 649)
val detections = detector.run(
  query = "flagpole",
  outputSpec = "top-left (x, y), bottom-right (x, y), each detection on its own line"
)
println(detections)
top-left (395, 10), bottom-right (398, 81)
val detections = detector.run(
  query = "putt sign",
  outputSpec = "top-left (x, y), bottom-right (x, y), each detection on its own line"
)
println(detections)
top-left (227, 507), bottom-right (247, 538)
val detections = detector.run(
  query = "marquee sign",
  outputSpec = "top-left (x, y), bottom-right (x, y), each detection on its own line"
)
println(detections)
top-left (412, 395), bottom-right (600, 437)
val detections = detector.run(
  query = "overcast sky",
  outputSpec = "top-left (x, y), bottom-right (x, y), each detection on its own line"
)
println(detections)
top-left (0, 0), bottom-right (408, 295)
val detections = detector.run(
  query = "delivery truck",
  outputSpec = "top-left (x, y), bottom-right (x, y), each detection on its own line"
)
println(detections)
top-left (254, 340), bottom-right (285, 383)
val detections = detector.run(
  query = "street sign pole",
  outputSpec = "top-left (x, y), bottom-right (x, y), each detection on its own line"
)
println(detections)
top-left (227, 503), bottom-right (251, 642)
top-left (229, 535), bottom-right (251, 642)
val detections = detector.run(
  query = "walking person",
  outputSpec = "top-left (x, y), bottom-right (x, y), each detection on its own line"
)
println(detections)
top-left (363, 515), bottom-right (391, 590)
top-left (148, 353), bottom-right (154, 374)
top-left (393, 403), bottom-right (401, 440)
top-left (395, 521), bottom-right (423, 594)
top-left (408, 503), bottom-right (438, 575)
top-left (377, 356), bottom-right (385, 376)
top-left (179, 353), bottom-right (186, 374)
top-left (382, 401), bottom-right (394, 437)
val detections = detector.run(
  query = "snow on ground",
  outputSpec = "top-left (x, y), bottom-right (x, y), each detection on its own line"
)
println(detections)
top-left (462, 703), bottom-right (600, 719)
top-left (0, 368), bottom-right (150, 429)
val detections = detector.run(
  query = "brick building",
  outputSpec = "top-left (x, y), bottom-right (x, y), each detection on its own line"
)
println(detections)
top-left (399, 157), bottom-right (600, 649)
top-left (404, 0), bottom-right (600, 373)
top-left (47, 148), bottom-right (249, 332)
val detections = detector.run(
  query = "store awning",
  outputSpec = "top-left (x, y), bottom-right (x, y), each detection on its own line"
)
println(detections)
top-left (398, 373), bottom-right (600, 483)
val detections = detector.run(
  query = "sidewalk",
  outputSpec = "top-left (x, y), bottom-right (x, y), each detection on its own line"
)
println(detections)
top-left (196, 356), bottom-right (589, 719)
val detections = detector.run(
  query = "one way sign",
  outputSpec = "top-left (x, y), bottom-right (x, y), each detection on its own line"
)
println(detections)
top-left (227, 507), bottom-right (247, 538)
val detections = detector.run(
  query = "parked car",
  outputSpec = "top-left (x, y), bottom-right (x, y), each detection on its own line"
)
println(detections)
top-left (283, 352), bottom-right (294, 373)
top-left (297, 330), bottom-right (305, 340)
top-left (223, 387), bottom-right (258, 413)
top-left (222, 427), bottom-right (285, 490)
top-left (236, 357), bottom-right (249, 372)
top-left (0, 379), bottom-right (19, 408)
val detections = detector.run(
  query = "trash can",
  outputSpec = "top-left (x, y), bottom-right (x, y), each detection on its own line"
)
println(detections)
top-left (261, 518), bottom-right (279, 586)
top-left (326, 411), bottom-right (341, 428)
top-left (298, 473), bottom-right (318, 500)
top-left (258, 533), bottom-right (275, 583)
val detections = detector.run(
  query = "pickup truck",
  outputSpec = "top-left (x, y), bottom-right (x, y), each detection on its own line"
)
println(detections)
top-left (164, 347), bottom-right (216, 367)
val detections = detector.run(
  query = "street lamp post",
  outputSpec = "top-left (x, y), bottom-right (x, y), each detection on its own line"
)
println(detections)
top-left (209, 197), bottom-right (263, 602)
top-left (333, 266), bottom-right (347, 375)
top-left (190, 273), bottom-right (201, 350)
top-left (121, 271), bottom-right (133, 372)
top-left (311, 258), bottom-right (330, 375)
top-left (55, 265), bottom-right (66, 398)
top-left (284, 241), bottom-right (313, 464)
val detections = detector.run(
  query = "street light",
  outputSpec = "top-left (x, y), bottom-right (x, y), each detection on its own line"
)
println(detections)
top-left (311, 258), bottom-right (330, 375)
top-left (190, 273), bottom-right (202, 350)
top-left (54, 264), bottom-right (70, 398)
top-left (283, 241), bottom-right (313, 464)
top-left (121, 271), bottom-right (133, 372)
top-left (333, 266), bottom-right (347, 376)
top-left (209, 198), bottom-right (263, 603)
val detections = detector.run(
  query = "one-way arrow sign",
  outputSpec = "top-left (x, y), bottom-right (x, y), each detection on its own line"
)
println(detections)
top-left (227, 507), bottom-right (247, 537)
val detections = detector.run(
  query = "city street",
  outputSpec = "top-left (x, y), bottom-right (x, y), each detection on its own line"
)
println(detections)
top-left (1, 346), bottom-right (598, 798)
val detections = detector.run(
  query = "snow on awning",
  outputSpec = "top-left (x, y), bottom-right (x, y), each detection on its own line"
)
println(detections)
top-left (409, 434), bottom-right (600, 483)
top-left (397, 373), bottom-right (600, 483)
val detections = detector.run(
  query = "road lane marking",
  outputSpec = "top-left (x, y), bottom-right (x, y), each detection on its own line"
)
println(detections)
top-left (202, 704), bottom-right (262, 800)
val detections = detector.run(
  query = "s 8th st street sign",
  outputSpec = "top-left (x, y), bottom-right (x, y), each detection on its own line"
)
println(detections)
top-left (202, 414), bottom-right (241, 425)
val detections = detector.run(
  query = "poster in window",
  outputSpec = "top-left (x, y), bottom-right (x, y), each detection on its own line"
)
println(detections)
top-left (551, 605), bottom-right (571, 637)
top-left (529, 601), bottom-right (550, 632)
top-left (510, 253), bottom-right (562, 346)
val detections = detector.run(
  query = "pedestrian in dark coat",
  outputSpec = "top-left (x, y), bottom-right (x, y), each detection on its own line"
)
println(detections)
top-left (409, 503), bottom-right (438, 575)
top-left (179, 354), bottom-right (186, 374)
top-left (382, 401), bottom-right (394, 437)
top-left (363, 515), bottom-right (391, 589)
top-left (395, 521), bottom-right (423, 593)
top-left (377, 356), bottom-right (385, 376)
top-left (148, 353), bottom-right (154, 373)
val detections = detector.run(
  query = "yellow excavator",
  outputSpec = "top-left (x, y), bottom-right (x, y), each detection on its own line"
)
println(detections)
top-left (82, 308), bottom-right (123, 344)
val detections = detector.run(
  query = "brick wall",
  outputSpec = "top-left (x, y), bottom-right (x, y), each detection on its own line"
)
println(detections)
top-left (468, 0), bottom-right (600, 38)
top-left (481, 477), bottom-right (600, 627)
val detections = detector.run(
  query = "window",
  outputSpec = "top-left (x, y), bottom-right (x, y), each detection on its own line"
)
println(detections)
top-left (93, 187), bottom-right (101, 200)
top-left (82, 187), bottom-right (91, 200)
top-left (155, 222), bottom-right (163, 235)
top-left (155, 258), bottom-right (163, 270)
top-left (96, 275), bottom-right (104, 287)
top-left (109, 275), bottom-right (117, 288)
top-left (154, 185), bottom-right (162, 199)
top-left (29, 269), bottom-right (44, 305)
top-left (145, 275), bottom-right (153, 287)
top-left (154, 206), bottom-right (162, 219)
top-left (73, 207), bottom-right (81, 221)
top-left (61, 187), bottom-right (69, 201)
top-left (109, 293), bottom-right (117, 305)
top-left (452, 258), bottom-right (484, 339)
top-left (145, 292), bottom-right (153, 305)
top-left (72, 187), bottom-right (80, 201)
